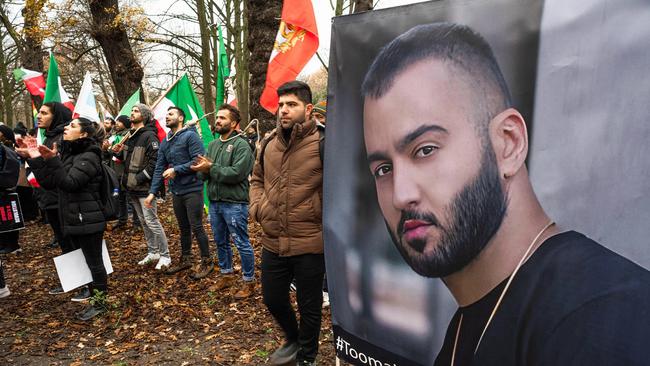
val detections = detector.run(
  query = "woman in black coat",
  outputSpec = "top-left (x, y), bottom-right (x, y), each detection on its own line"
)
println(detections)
top-left (19, 117), bottom-right (108, 321)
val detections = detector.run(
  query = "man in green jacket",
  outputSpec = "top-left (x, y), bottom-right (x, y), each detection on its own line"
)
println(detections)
top-left (191, 104), bottom-right (255, 299)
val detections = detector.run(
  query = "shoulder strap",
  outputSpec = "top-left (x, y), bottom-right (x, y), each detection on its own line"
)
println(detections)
top-left (317, 123), bottom-right (325, 164)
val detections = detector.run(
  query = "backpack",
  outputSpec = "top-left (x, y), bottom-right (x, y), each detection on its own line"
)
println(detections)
top-left (98, 162), bottom-right (120, 220)
top-left (259, 123), bottom-right (325, 172)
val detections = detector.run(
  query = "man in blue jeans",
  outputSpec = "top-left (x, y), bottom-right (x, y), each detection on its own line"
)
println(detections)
top-left (191, 104), bottom-right (255, 298)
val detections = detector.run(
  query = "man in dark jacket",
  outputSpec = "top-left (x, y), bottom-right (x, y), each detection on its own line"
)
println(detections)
top-left (192, 104), bottom-right (255, 297)
top-left (0, 140), bottom-right (20, 298)
top-left (145, 106), bottom-right (211, 276)
top-left (250, 81), bottom-right (325, 366)
top-left (113, 103), bottom-right (169, 268)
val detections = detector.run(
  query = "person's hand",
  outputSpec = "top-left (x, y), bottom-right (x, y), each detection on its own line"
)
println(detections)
top-left (163, 167), bottom-right (176, 179)
top-left (38, 143), bottom-right (58, 160)
top-left (102, 140), bottom-right (111, 151)
top-left (112, 143), bottom-right (124, 153)
top-left (144, 193), bottom-right (155, 208)
top-left (190, 155), bottom-right (212, 173)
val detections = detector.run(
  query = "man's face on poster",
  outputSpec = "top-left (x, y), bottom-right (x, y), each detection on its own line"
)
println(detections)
top-left (363, 59), bottom-right (507, 278)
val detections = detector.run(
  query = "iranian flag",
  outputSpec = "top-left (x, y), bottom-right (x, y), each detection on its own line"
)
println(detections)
top-left (260, 0), bottom-right (319, 113)
top-left (152, 74), bottom-right (213, 148)
top-left (72, 72), bottom-right (100, 122)
top-left (44, 53), bottom-right (74, 111)
top-left (118, 88), bottom-right (140, 117)
top-left (13, 68), bottom-right (46, 104)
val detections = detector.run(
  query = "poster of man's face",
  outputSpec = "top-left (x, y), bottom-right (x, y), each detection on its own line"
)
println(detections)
top-left (324, 1), bottom-right (542, 364)
top-left (325, 1), bottom-right (650, 365)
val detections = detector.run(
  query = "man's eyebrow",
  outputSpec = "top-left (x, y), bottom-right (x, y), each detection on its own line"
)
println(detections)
top-left (396, 124), bottom-right (448, 153)
top-left (367, 151), bottom-right (389, 164)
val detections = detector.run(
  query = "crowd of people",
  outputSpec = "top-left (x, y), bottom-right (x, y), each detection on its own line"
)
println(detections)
top-left (0, 80), bottom-right (328, 365)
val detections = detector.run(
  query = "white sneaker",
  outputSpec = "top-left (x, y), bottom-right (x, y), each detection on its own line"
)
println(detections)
top-left (322, 291), bottom-right (330, 308)
top-left (0, 286), bottom-right (10, 299)
top-left (138, 253), bottom-right (160, 265)
top-left (155, 256), bottom-right (171, 270)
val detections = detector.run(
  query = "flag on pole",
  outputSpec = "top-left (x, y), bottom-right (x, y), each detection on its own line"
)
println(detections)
top-left (118, 89), bottom-right (140, 117)
top-left (43, 53), bottom-right (74, 111)
top-left (152, 74), bottom-right (214, 148)
top-left (260, 0), bottom-right (319, 113)
top-left (13, 68), bottom-right (46, 105)
top-left (216, 25), bottom-right (230, 106)
top-left (72, 72), bottom-right (100, 123)
top-left (98, 101), bottom-right (114, 121)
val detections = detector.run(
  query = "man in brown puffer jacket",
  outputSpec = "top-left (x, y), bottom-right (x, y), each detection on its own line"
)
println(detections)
top-left (250, 81), bottom-right (324, 366)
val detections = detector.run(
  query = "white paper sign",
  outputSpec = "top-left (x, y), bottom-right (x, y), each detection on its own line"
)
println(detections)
top-left (53, 239), bottom-right (113, 293)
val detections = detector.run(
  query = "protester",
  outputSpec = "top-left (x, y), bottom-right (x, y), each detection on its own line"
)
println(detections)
top-left (18, 117), bottom-right (108, 320)
top-left (32, 103), bottom-right (74, 291)
top-left (144, 106), bottom-right (211, 277)
top-left (250, 81), bottom-right (325, 366)
top-left (312, 100), bottom-right (326, 126)
top-left (106, 115), bottom-right (140, 230)
top-left (191, 104), bottom-right (255, 296)
top-left (103, 116), bottom-right (115, 137)
top-left (361, 22), bottom-right (650, 365)
top-left (0, 126), bottom-right (21, 255)
top-left (113, 104), bottom-right (169, 269)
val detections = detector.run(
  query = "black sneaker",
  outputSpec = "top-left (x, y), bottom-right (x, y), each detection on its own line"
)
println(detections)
top-left (71, 287), bottom-right (91, 302)
top-left (269, 342), bottom-right (299, 365)
top-left (77, 305), bottom-right (106, 321)
top-left (0, 246), bottom-right (21, 255)
top-left (297, 361), bottom-right (317, 366)
top-left (45, 239), bottom-right (58, 249)
top-left (48, 286), bottom-right (64, 295)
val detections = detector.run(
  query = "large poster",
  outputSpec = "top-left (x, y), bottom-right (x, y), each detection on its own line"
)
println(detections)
top-left (324, 1), bottom-right (542, 364)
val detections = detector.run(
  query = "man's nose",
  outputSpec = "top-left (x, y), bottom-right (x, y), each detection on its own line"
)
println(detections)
top-left (392, 164), bottom-right (421, 210)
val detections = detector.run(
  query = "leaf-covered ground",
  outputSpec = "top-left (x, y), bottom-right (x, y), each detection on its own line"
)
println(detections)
top-left (0, 198), bottom-right (336, 365)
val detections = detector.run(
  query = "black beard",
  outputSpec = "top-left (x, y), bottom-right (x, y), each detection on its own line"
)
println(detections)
top-left (386, 144), bottom-right (507, 278)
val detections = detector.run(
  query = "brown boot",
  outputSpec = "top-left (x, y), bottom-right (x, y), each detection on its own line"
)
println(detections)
top-left (189, 257), bottom-right (214, 280)
top-left (164, 255), bottom-right (192, 275)
top-left (209, 274), bottom-right (236, 291)
top-left (233, 281), bottom-right (256, 300)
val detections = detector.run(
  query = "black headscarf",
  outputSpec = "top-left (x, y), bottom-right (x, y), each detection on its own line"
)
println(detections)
top-left (42, 102), bottom-right (72, 138)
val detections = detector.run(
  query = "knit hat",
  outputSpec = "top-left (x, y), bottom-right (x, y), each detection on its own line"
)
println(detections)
top-left (116, 115), bottom-right (132, 129)
top-left (313, 100), bottom-right (327, 116)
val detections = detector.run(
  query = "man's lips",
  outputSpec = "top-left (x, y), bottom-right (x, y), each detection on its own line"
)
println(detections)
top-left (401, 220), bottom-right (434, 248)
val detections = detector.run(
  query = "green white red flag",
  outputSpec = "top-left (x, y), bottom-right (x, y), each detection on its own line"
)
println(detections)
top-left (43, 53), bottom-right (74, 111)
top-left (13, 68), bottom-right (45, 104)
top-left (260, 0), bottom-right (319, 113)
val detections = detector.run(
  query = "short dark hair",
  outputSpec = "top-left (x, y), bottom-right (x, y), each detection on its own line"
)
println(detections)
top-left (104, 117), bottom-right (115, 125)
top-left (218, 104), bottom-right (241, 123)
top-left (277, 80), bottom-right (312, 105)
top-left (75, 117), bottom-right (98, 141)
top-left (167, 106), bottom-right (185, 121)
top-left (362, 22), bottom-right (512, 134)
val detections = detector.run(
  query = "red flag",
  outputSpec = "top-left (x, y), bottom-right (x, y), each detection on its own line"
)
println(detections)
top-left (260, 0), bottom-right (319, 113)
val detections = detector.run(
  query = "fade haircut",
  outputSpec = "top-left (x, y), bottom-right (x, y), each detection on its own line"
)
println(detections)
top-left (362, 22), bottom-right (512, 137)
top-left (218, 103), bottom-right (241, 123)
top-left (277, 80), bottom-right (312, 105)
top-left (167, 106), bottom-right (186, 121)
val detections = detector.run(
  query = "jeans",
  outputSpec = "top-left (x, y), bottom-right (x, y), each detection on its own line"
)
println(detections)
top-left (209, 202), bottom-right (255, 281)
top-left (130, 195), bottom-right (169, 258)
top-left (70, 232), bottom-right (107, 293)
top-left (118, 190), bottom-right (140, 225)
top-left (261, 249), bottom-right (325, 363)
top-left (172, 191), bottom-right (210, 258)
top-left (45, 209), bottom-right (75, 254)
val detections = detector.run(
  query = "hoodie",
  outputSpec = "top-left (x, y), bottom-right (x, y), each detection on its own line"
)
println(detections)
top-left (36, 102), bottom-right (72, 210)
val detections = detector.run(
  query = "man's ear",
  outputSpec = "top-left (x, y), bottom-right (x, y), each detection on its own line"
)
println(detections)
top-left (489, 108), bottom-right (528, 179)
top-left (305, 103), bottom-right (314, 116)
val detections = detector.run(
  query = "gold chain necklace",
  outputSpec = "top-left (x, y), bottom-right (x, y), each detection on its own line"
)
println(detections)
top-left (450, 220), bottom-right (555, 366)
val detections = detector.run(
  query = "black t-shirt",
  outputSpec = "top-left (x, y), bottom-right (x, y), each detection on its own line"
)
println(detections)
top-left (434, 231), bottom-right (650, 366)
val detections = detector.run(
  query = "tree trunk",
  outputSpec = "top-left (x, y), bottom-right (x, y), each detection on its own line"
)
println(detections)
top-left (235, 0), bottom-right (250, 125)
top-left (246, 0), bottom-right (281, 133)
top-left (0, 35), bottom-right (14, 126)
top-left (196, 0), bottom-right (215, 125)
top-left (20, 1), bottom-right (46, 73)
top-left (88, 0), bottom-right (143, 106)
top-left (353, 0), bottom-right (373, 13)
